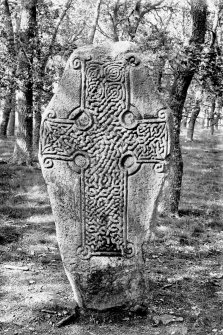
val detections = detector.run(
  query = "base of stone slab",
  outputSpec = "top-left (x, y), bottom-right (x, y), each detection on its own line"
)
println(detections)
top-left (55, 302), bottom-right (148, 328)
top-left (65, 261), bottom-right (147, 311)
top-left (77, 304), bottom-right (148, 324)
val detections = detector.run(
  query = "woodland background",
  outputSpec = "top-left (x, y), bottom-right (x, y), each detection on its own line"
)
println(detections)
top-left (0, 1), bottom-right (223, 334)
top-left (0, 0), bottom-right (222, 213)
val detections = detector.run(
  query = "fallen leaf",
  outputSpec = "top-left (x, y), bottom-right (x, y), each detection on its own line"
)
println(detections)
top-left (153, 314), bottom-right (184, 326)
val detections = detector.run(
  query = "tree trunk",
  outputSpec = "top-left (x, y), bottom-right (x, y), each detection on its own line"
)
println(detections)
top-left (3, 0), bottom-right (16, 55)
top-left (7, 89), bottom-right (16, 136)
top-left (165, 72), bottom-right (193, 215)
top-left (187, 95), bottom-right (202, 141)
top-left (88, 0), bottom-right (102, 44)
top-left (215, 113), bottom-right (220, 129)
top-left (182, 107), bottom-right (189, 128)
top-left (1, 0), bottom-right (17, 138)
top-left (32, 103), bottom-right (42, 159)
top-left (206, 115), bottom-right (210, 128)
top-left (0, 88), bottom-right (13, 137)
top-left (111, 0), bottom-right (120, 42)
top-left (214, 98), bottom-right (222, 130)
top-left (12, 92), bottom-right (33, 164)
top-left (202, 109), bottom-right (207, 128)
top-left (11, 0), bottom-right (37, 165)
top-left (157, 57), bottom-right (165, 92)
top-left (210, 98), bottom-right (216, 135)
top-left (182, 117), bottom-right (187, 128)
top-left (162, 0), bottom-right (207, 216)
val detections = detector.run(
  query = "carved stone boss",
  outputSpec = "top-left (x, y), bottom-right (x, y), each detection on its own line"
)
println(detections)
top-left (40, 56), bottom-right (170, 259)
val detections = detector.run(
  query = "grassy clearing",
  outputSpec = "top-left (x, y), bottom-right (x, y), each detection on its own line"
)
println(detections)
top-left (0, 127), bottom-right (222, 335)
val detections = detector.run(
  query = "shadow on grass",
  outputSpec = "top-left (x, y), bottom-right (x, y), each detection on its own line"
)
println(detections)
top-left (39, 222), bottom-right (56, 235)
top-left (0, 205), bottom-right (52, 220)
top-left (179, 208), bottom-right (203, 217)
top-left (0, 225), bottom-right (20, 245)
top-left (25, 220), bottom-right (56, 236)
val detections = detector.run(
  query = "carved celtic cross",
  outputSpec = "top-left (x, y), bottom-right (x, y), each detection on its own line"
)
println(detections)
top-left (40, 55), bottom-right (170, 259)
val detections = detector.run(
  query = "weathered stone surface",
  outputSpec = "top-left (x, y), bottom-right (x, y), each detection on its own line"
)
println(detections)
top-left (39, 42), bottom-right (172, 310)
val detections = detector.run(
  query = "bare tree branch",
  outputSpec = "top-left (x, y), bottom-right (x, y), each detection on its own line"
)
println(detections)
top-left (2, 0), bottom-right (16, 57)
top-left (141, 0), bottom-right (165, 17)
top-left (210, 4), bottom-right (223, 47)
top-left (128, 0), bottom-right (166, 40)
top-left (97, 24), bottom-right (114, 40)
top-left (88, 0), bottom-right (102, 44)
top-left (18, 38), bottom-right (33, 67)
top-left (41, 0), bottom-right (74, 71)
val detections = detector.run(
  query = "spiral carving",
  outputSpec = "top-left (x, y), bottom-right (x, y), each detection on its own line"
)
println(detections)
top-left (104, 63), bottom-right (124, 82)
top-left (123, 242), bottom-right (135, 258)
top-left (158, 109), bottom-right (167, 120)
top-left (77, 246), bottom-right (91, 260)
top-left (86, 62), bottom-right (101, 79)
top-left (125, 54), bottom-right (141, 66)
top-left (106, 83), bottom-right (124, 101)
top-left (47, 111), bottom-right (56, 119)
top-left (43, 157), bottom-right (53, 168)
top-left (73, 57), bottom-right (81, 69)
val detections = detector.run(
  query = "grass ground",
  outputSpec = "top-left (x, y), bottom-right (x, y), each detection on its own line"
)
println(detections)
top-left (0, 127), bottom-right (222, 335)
